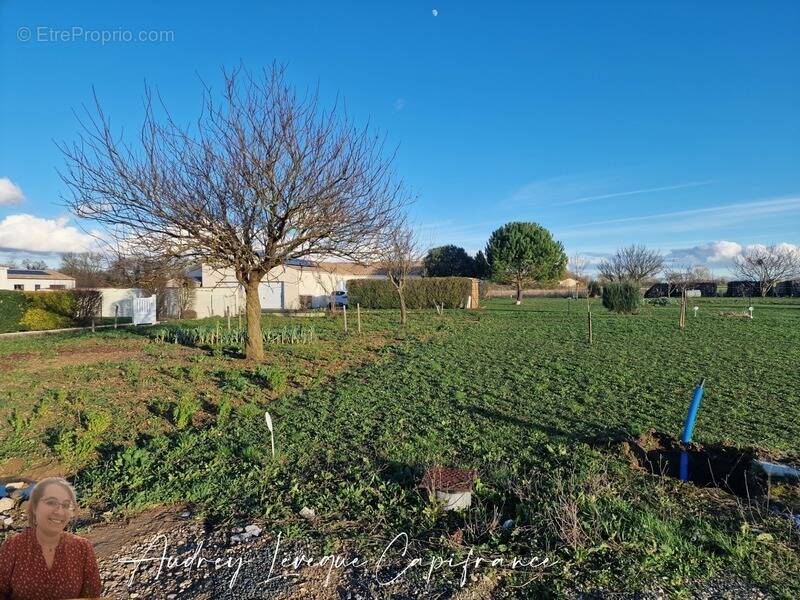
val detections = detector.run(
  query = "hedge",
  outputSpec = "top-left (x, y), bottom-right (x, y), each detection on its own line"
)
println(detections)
top-left (0, 291), bottom-right (30, 333)
top-left (347, 277), bottom-right (472, 309)
top-left (19, 307), bottom-right (74, 331)
top-left (0, 289), bottom-right (104, 332)
top-left (25, 290), bottom-right (77, 317)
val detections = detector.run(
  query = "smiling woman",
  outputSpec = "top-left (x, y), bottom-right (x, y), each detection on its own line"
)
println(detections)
top-left (0, 477), bottom-right (102, 600)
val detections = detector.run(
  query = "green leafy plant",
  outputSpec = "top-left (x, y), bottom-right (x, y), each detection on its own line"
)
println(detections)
top-left (253, 365), bottom-right (288, 392)
top-left (54, 409), bottom-right (112, 468)
top-left (173, 392), bottom-right (201, 429)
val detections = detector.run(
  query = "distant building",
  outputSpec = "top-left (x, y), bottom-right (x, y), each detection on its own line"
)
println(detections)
top-left (557, 277), bottom-right (582, 288)
top-left (186, 260), bottom-right (424, 312)
top-left (0, 266), bottom-right (76, 291)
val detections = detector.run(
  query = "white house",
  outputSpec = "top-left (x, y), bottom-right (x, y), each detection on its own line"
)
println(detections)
top-left (185, 260), bottom-right (423, 314)
top-left (0, 266), bottom-right (76, 291)
top-left (91, 260), bottom-right (423, 319)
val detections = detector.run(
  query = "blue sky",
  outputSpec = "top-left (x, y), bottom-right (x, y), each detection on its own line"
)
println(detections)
top-left (1, 1), bottom-right (798, 273)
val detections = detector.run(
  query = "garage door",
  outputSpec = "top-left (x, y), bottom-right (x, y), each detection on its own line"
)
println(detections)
top-left (258, 282), bottom-right (284, 310)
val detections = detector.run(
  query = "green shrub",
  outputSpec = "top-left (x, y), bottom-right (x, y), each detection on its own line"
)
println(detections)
top-left (25, 291), bottom-right (77, 317)
top-left (602, 281), bottom-right (641, 314)
top-left (588, 280), bottom-right (602, 298)
top-left (19, 308), bottom-right (74, 331)
top-left (173, 392), bottom-right (201, 429)
top-left (0, 290), bottom-right (30, 333)
top-left (54, 409), bottom-right (112, 469)
top-left (347, 277), bottom-right (472, 309)
top-left (253, 365), bottom-right (288, 392)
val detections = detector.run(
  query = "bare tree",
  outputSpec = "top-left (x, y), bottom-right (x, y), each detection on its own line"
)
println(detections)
top-left (597, 244), bottom-right (663, 284)
top-left (733, 244), bottom-right (800, 297)
top-left (379, 221), bottom-right (420, 325)
top-left (22, 258), bottom-right (49, 270)
top-left (568, 253), bottom-right (589, 282)
top-left (664, 264), bottom-right (714, 296)
top-left (106, 252), bottom-right (179, 318)
top-left (174, 275), bottom-right (197, 319)
top-left (59, 252), bottom-right (109, 287)
top-left (59, 65), bottom-right (405, 359)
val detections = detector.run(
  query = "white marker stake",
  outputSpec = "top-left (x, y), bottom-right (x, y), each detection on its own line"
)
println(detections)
top-left (264, 411), bottom-right (275, 459)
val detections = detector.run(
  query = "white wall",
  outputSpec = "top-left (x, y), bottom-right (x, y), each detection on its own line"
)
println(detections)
top-left (200, 263), bottom-right (389, 309)
top-left (97, 288), bottom-right (149, 317)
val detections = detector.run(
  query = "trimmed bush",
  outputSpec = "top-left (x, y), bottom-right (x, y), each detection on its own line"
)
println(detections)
top-left (19, 307), bottom-right (74, 331)
top-left (347, 277), bottom-right (472, 309)
top-left (25, 290), bottom-right (77, 317)
top-left (0, 291), bottom-right (30, 333)
top-left (602, 281), bottom-right (641, 314)
top-left (588, 280), bottom-right (602, 298)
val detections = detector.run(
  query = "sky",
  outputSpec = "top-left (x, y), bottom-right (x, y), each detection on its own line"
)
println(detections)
top-left (1, 1), bottom-right (798, 275)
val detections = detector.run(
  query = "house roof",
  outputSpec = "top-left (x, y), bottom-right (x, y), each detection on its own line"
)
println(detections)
top-left (6, 269), bottom-right (76, 281)
top-left (308, 261), bottom-right (425, 277)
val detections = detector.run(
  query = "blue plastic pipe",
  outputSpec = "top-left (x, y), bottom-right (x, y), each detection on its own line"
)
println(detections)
top-left (680, 379), bottom-right (705, 481)
top-left (681, 379), bottom-right (706, 444)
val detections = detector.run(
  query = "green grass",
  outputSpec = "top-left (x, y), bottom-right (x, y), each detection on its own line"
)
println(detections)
top-left (2, 298), bottom-right (799, 596)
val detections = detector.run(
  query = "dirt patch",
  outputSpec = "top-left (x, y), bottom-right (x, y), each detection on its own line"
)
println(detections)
top-left (83, 505), bottom-right (189, 560)
top-left (0, 345), bottom-right (144, 372)
top-left (622, 430), bottom-right (800, 511)
top-left (0, 458), bottom-right (65, 480)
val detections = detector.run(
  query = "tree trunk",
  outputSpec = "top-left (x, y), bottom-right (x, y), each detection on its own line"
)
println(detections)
top-left (244, 275), bottom-right (264, 361)
top-left (399, 289), bottom-right (407, 325)
top-left (515, 276), bottom-right (522, 305)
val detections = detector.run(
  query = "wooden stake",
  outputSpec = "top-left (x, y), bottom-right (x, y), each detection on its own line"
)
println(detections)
top-left (588, 309), bottom-right (593, 345)
top-left (226, 306), bottom-right (231, 331)
top-left (680, 290), bottom-right (686, 330)
top-left (91, 318), bottom-right (95, 333)
top-left (357, 303), bottom-right (362, 334)
top-left (114, 305), bottom-right (118, 329)
top-left (343, 304), bottom-right (348, 334)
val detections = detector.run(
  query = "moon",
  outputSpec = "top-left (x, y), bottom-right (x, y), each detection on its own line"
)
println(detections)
top-left (432, 9), bottom-right (438, 17)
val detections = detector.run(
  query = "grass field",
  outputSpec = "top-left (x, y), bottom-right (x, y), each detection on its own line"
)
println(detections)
top-left (1, 297), bottom-right (799, 597)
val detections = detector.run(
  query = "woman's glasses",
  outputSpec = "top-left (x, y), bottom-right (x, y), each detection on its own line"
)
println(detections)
top-left (42, 498), bottom-right (75, 512)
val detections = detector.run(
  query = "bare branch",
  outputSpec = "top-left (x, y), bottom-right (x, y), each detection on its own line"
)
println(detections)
top-left (59, 64), bottom-right (408, 358)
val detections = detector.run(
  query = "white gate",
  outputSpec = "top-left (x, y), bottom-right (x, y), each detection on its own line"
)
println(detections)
top-left (258, 282), bottom-right (284, 310)
top-left (133, 296), bottom-right (157, 325)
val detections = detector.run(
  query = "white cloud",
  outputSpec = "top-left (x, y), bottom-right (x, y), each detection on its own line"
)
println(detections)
top-left (503, 173), bottom-right (714, 208)
top-left (664, 240), bottom-right (800, 273)
top-left (562, 180), bottom-right (715, 206)
top-left (393, 98), bottom-right (407, 111)
top-left (0, 178), bottom-right (25, 205)
top-left (559, 196), bottom-right (800, 239)
top-left (0, 214), bottom-right (98, 254)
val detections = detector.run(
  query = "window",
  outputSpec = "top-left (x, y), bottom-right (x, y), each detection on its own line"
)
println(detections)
top-left (35, 284), bottom-right (41, 290)
top-left (13, 284), bottom-right (24, 290)
top-left (49, 285), bottom-right (65, 289)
